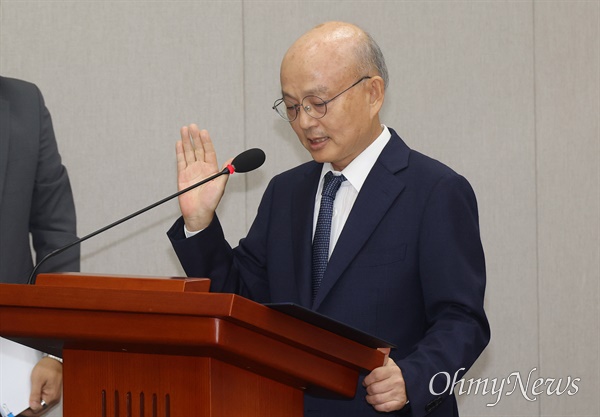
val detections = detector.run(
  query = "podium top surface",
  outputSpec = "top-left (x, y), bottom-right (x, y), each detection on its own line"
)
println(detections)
top-left (0, 273), bottom-right (386, 397)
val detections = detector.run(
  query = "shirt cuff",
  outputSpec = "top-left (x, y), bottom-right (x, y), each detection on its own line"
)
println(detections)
top-left (43, 353), bottom-right (63, 364)
top-left (184, 224), bottom-right (203, 238)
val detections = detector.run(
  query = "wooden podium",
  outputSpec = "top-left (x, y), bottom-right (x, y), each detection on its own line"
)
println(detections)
top-left (0, 273), bottom-right (386, 416)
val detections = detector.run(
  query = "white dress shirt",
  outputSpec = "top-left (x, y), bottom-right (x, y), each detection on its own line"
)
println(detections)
top-left (313, 125), bottom-right (391, 258)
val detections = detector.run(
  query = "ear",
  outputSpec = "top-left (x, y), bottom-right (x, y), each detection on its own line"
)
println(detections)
top-left (367, 76), bottom-right (385, 117)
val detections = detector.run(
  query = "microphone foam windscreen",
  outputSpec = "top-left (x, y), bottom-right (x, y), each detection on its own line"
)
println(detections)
top-left (231, 148), bottom-right (266, 173)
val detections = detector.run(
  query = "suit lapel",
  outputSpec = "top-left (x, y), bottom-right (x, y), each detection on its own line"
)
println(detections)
top-left (312, 132), bottom-right (410, 310)
top-left (292, 162), bottom-right (321, 308)
top-left (0, 98), bottom-right (10, 206)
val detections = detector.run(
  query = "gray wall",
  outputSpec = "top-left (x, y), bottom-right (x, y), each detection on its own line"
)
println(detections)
top-left (1, 1), bottom-right (598, 415)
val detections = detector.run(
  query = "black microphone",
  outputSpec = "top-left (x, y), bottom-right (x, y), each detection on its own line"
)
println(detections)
top-left (27, 148), bottom-right (266, 284)
top-left (230, 148), bottom-right (266, 173)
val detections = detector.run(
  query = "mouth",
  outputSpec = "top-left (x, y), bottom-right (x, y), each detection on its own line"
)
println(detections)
top-left (307, 136), bottom-right (329, 149)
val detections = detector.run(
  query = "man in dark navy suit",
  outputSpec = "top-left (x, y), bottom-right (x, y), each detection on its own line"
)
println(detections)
top-left (168, 21), bottom-right (490, 416)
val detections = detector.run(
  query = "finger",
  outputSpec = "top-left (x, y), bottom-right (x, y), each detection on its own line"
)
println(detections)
top-left (366, 389), bottom-right (393, 405)
top-left (198, 129), bottom-right (218, 168)
top-left (372, 400), bottom-right (406, 413)
top-left (180, 125), bottom-right (196, 164)
top-left (188, 124), bottom-right (205, 162)
top-left (364, 373), bottom-right (394, 395)
top-left (176, 140), bottom-right (187, 173)
top-left (365, 383), bottom-right (407, 412)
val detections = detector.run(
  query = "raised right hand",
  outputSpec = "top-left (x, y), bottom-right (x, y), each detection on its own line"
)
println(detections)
top-left (176, 124), bottom-right (231, 232)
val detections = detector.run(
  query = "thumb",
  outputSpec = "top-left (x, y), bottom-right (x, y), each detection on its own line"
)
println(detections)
top-left (222, 157), bottom-right (234, 174)
top-left (377, 347), bottom-right (391, 365)
top-left (28, 379), bottom-right (44, 411)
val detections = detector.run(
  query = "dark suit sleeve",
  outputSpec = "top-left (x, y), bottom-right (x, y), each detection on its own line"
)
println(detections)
top-left (168, 215), bottom-right (239, 291)
top-left (29, 86), bottom-right (79, 274)
top-left (168, 178), bottom-right (275, 303)
top-left (396, 172), bottom-right (490, 416)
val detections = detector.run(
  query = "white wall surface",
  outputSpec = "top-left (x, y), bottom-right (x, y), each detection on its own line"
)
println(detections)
top-left (1, 1), bottom-right (598, 415)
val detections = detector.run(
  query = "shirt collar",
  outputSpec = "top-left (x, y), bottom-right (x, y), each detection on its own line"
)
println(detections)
top-left (319, 125), bottom-right (392, 192)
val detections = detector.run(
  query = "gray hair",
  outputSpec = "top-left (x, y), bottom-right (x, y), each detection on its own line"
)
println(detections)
top-left (356, 31), bottom-right (389, 90)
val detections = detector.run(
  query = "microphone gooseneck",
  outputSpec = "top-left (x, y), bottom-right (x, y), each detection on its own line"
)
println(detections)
top-left (27, 148), bottom-right (266, 284)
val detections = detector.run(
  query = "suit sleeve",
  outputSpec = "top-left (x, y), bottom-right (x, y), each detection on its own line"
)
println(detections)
top-left (396, 173), bottom-right (490, 416)
top-left (168, 177), bottom-right (275, 302)
top-left (29, 86), bottom-right (79, 274)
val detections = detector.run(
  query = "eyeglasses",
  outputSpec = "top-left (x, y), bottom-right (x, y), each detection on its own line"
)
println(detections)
top-left (272, 76), bottom-right (371, 122)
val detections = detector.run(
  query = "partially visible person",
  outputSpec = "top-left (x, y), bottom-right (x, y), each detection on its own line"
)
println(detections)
top-left (0, 76), bottom-right (79, 415)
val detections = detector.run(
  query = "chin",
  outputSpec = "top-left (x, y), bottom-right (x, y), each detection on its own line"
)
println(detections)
top-left (307, 150), bottom-right (330, 164)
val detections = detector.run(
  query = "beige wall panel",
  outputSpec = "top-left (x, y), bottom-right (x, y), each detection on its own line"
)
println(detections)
top-left (2, 0), bottom-right (597, 415)
top-left (0, 1), bottom-right (245, 276)
top-left (535, 1), bottom-right (600, 415)
top-left (244, 1), bottom-right (538, 415)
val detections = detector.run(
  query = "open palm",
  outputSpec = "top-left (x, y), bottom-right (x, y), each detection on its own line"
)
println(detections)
top-left (176, 125), bottom-right (231, 232)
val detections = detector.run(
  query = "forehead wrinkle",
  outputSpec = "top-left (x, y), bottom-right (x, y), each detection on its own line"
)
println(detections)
top-left (282, 83), bottom-right (330, 101)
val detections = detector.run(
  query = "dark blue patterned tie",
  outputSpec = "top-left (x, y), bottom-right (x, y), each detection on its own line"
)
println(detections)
top-left (312, 172), bottom-right (346, 302)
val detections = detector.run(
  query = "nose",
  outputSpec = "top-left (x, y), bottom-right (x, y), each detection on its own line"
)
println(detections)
top-left (296, 105), bottom-right (318, 130)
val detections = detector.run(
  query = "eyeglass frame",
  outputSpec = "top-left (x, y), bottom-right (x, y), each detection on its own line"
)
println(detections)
top-left (272, 75), bottom-right (372, 122)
